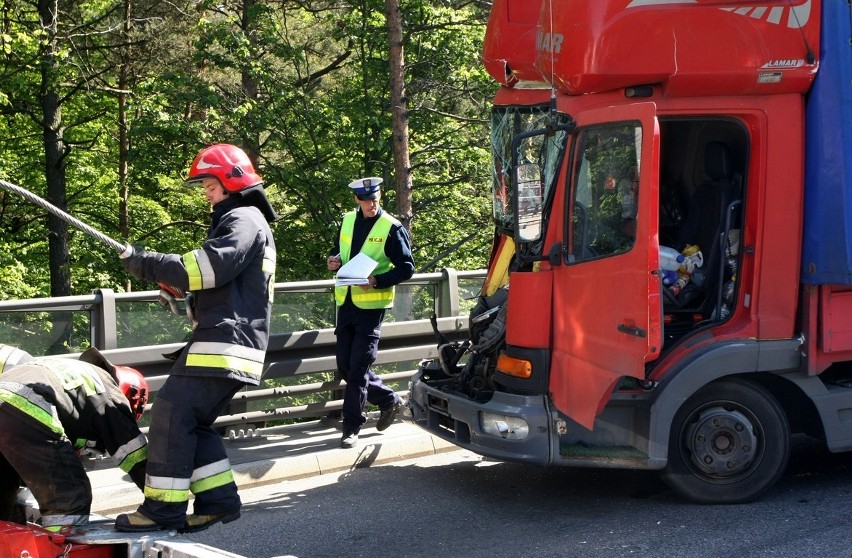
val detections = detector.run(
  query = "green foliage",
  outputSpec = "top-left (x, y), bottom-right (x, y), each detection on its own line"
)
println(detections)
top-left (116, 301), bottom-right (194, 348)
top-left (0, 243), bottom-right (41, 300)
top-left (0, 0), bottom-right (494, 299)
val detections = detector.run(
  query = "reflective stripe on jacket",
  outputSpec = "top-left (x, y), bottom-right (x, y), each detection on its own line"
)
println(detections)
top-left (184, 341), bottom-right (266, 381)
top-left (119, 186), bottom-right (277, 386)
top-left (0, 359), bottom-right (147, 463)
top-left (113, 433), bottom-right (149, 474)
top-left (178, 206), bottom-right (276, 385)
top-left (0, 381), bottom-right (64, 435)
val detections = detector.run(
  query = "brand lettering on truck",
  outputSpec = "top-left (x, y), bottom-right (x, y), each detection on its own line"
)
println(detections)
top-left (762, 59), bottom-right (805, 69)
top-left (536, 31), bottom-right (564, 54)
top-left (625, 0), bottom-right (812, 28)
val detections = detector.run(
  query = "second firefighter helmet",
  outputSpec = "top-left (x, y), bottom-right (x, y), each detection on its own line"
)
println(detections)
top-left (115, 365), bottom-right (149, 421)
top-left (186, 143), bottom-right (263, 192)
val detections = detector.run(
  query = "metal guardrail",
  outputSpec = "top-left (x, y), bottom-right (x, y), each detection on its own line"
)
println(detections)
top-left (0, 268), bottom-right (485, 431)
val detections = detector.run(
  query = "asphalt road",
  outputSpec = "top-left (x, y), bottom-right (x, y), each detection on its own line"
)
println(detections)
top-left (181, 435), bottom-right (852, 558)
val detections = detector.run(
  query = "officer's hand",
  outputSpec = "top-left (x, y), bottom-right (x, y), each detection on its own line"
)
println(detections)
top-left (358, 275), bottom-right (377, 290)
top-left (327, 254), bottom-right (341, 271)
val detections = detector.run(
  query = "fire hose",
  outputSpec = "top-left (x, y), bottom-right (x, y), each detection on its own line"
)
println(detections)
top-left (0, 178), bottom-right (189, 318)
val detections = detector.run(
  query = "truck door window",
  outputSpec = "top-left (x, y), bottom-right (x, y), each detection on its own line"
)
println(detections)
top-left (570, 123), bottom-right (641, 261)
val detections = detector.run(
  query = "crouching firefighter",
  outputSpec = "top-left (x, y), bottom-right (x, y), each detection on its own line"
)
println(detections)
top-left (0, 346), bottom-right (149, 531)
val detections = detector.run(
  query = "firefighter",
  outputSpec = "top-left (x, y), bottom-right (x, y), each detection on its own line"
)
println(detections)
top-left (0, 347), bottom-right (149, 531)
top-left (327, 177), bottom-right (414, 448)
top-left (114, 143), bottom-right (277, 533)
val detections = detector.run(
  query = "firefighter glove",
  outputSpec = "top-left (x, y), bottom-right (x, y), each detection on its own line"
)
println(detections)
top-left (119, 245), bottom-right (148, 279)
top-left (157, 289), bottom-right (183, 316)
top-left (118, 244), bottom-right (134, 259)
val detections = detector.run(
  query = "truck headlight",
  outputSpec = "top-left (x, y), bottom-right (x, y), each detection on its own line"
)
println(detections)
top-left (480, 412), bottom-right (529, 440)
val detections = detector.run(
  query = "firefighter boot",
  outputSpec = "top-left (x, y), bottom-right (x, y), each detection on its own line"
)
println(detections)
top-left (114, 511), bottom-right (172, 532)
top-left (179, 510), bottom-right (241, 533)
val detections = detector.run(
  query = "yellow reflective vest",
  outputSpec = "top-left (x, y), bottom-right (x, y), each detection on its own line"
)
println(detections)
top-left (334, 211), bottom-right (398, 309)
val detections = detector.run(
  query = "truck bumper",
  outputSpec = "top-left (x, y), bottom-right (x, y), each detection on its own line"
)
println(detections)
top-left (409, 370), bottom-right (555, 465)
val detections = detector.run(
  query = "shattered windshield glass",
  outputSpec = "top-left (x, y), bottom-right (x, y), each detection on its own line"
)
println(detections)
top-left (490, 105), bottom-right (569, 244)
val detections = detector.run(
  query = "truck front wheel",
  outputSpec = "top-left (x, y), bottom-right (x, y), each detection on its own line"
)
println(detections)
top-left (660, 378), bottom-right (790, 504)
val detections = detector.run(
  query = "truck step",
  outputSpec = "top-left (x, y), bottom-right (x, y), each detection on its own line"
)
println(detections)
top-left (559, 442), bottom-right (650, 467)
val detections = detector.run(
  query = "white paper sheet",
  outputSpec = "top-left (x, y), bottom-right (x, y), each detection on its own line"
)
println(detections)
top-left (335, 252), bottom-right (378, 286)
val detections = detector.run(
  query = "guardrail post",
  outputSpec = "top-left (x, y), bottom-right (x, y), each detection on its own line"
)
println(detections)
top-left (436, 268), bottom-right (459, 317)
top-left (92, 288), bottom-right (118, 350)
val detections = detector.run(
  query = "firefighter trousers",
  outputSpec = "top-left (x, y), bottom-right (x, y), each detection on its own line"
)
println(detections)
top-left (0, 407), bottom-right (91, 527)
top-left (138, 375), bottom-right (244, 527)
top-left (335, 302), bottom-right (398, 434)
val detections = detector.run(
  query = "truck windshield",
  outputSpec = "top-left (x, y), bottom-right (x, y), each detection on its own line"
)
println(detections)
top-left (491, 105), bottom-right (570, 241)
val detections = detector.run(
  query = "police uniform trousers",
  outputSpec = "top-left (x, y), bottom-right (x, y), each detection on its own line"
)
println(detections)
top-left (138, 374), bottom-right (243, 527)
top-left (335, 301), bottom-right (398, 434)
top-left (0, 406), bottom-right (91, 526)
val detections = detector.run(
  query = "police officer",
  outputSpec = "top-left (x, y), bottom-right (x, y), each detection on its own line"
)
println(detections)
top-left (0, 347), bottom-right (148, 531)
top-left (327, 177), bottom-right (415, 448)
top-left (115, 143), bottom-right (277, 533)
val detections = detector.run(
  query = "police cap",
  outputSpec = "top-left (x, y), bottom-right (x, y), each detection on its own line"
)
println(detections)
top-left (348, 177), bottom-right (382, 200)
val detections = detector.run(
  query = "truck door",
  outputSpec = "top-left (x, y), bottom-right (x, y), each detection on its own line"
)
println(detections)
top-left (549, 103), bottom-right (662, 430)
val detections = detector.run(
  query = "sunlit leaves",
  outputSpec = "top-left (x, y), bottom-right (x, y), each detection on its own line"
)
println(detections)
top-left (0, 0), bottom-right (495, 298)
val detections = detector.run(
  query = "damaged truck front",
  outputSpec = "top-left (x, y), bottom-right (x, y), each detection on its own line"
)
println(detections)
top-left (410, 0), bottom-right (852, 504)
top-left (415, 97), bottom-right (571, 465)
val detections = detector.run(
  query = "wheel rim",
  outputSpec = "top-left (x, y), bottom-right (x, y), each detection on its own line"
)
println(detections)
top-left (683, 404), bottom-right (759, 479)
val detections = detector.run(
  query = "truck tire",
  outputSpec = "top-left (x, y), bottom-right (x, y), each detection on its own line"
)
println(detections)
top-left (660, 378), bottom-right (790, 504)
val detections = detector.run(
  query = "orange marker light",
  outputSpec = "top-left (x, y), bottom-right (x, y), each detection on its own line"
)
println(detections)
top-left (497, 353), bottom-right (532, 379)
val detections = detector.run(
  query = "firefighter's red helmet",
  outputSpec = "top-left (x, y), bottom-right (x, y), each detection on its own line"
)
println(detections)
top-left (115, 365), bottom-right (149, 421)
top-left (186, 143), bottom-right (263, 192)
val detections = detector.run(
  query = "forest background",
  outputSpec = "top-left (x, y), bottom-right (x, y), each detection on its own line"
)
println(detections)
top-left (0, 0), bottom-right (496, 302)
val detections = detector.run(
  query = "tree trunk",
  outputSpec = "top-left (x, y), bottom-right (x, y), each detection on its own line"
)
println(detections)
top-left (118, 0), bottom-right (131, 243)
top-left (241, 0), bottom-right (261, 167)
top-left (39, 0), bottom-right (70, 298)
top-left (119, 0), bottom-right (132, 292)
top-left (38, 0), bottom-right (72, 351)
top-left (385, 0), bottom-right (412, 234)
top-left (385, 0), bottom-right (415, 321)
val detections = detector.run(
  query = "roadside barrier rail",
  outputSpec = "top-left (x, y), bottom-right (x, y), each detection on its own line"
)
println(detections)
top-left (0, 268), bottom-right (485, 431)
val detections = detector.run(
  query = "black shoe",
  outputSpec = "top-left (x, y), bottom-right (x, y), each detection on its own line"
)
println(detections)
top-left (178, 510), bottom-right (241, 534)
top-left (114, 511), bottom-right (171, 533)
top-left (376, 400), bottom-right (402, 432)
top-left (341, 431), bottom-right (358, 448)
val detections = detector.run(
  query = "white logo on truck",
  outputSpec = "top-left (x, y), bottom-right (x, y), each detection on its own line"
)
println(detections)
top-left (537, 31), bottom-right (564, 54)
top-left (625, 0), bottom-right (811, 28)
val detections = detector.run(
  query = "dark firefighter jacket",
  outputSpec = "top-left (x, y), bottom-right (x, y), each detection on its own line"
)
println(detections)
top-left (121, 185), bottom-right (277, 386)
top-left (0, 355), bottom-right (148, 484)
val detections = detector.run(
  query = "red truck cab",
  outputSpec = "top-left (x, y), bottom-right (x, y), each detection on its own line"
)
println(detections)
top-left (410, 0), bottom-right (852, 503)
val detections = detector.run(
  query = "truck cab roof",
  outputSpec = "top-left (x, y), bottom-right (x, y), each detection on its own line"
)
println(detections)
top-left (483, 0), bottom-right (820, 97)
